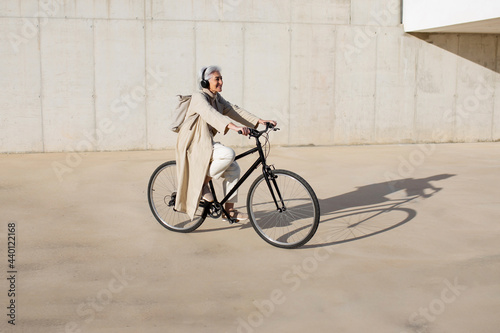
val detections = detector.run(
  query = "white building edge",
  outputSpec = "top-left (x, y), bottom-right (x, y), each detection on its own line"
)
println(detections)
top-left (403, 0), bottom-right (500, 33)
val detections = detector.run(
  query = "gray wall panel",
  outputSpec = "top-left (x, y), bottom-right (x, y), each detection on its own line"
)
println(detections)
top-left (0, 18), bottom-right (42, 152)
top-left (1, 0), bottom-right (499, 152)
top-left (94, 19), bottom-right (146, 151)
top-left (40, 19), bottom-right (95, 152)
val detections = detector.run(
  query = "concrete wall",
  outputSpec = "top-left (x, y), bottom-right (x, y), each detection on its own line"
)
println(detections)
top-left (0, 0), bottom-right (499, 153)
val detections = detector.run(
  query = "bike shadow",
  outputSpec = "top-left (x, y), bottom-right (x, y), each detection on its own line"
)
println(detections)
top-left (301, 173), bottom-right (455, 249)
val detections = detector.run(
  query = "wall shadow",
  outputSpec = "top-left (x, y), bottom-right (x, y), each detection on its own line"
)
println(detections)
top-left (301, 174), bottom-right (455, 249)
top-left (410, 32), bottom-right (500, 74)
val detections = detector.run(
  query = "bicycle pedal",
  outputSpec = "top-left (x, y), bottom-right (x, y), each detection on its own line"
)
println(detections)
top-left (222, 217), bottom-right (238, 224)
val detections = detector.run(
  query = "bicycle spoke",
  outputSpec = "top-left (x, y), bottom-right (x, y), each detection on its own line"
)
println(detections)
top-left (248, 170), bottom-right (319, 248)
top-left (148, 161), bottom-right (205, 233)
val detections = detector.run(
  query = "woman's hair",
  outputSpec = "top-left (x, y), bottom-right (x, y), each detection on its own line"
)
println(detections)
top-left (199, 65), bottom-right (221, 87)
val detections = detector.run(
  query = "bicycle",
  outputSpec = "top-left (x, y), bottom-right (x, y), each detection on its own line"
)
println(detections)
top-left (147, 123), bottom-right (320, 249)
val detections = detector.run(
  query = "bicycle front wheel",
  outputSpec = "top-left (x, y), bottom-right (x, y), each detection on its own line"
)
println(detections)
top-left (148, 161), bottom-right (206, 232)
top-left (247, 169), bottom-right (320, 248)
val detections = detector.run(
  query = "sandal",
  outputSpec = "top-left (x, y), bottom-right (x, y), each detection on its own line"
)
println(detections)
top-left (223, 210), bottom-right (248, 222)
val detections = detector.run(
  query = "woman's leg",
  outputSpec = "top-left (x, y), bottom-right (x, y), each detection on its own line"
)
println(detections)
top-left (221, 161), bottom-right (248, 220)
top-left (221, 161), bottom-right (240, 208)
top-left (222, 162), bottom-right (247, 220)
top-left (208, 143), bottom-right (237, 208)
top-left (203, 143), bottom-right (233, 203)
top-left (208, 143), bottom-right (244, 216)
top-left (201, 175), bottom-right (213, 202)
top-left (208, 143), bottom-right (235, 179)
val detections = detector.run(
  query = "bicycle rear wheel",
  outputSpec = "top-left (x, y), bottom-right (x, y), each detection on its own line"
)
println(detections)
top-left (148, 161), bottom-right (206, 232)
top-left (247, 169), bottom-right (320, 248)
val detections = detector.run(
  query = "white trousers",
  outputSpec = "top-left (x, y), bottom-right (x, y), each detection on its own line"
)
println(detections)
top-left (208, 143), bottom-right (240, 203)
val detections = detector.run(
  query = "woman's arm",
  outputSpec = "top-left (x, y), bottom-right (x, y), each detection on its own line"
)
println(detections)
top-left (218, 95), bottom-right (260, 128)
top-left (226, 122), bottom-right (250, 135)
top-left (217, 95), bottom-right (277, 134)
top-left (257, 119), bottom-right (277, 127)
top-left (189, 92), bottom-right (231, 134)
top-left (226, 119), bottom-right (277, 136)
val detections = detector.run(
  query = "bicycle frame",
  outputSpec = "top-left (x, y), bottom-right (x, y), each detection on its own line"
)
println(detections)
top-left (206, 129), bottom-right (285, 223)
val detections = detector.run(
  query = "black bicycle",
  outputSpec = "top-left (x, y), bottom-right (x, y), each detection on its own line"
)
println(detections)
top-left (147, 123), bottom-right (320, 248)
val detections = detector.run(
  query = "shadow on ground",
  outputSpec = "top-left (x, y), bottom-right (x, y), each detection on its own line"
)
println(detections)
top-left (193, 174), bottom-right (455, 248)
top-left (302, 174), bottom-right (455, 248)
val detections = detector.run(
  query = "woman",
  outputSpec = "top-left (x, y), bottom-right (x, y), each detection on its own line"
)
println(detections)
top-left (175, 65), bottom-right (277, 221)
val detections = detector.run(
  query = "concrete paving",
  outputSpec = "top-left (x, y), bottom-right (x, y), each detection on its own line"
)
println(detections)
top-left (1, 142), bottom-right (499, 333)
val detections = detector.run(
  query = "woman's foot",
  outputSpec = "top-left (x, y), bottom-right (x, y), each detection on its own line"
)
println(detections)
top-left (223, 209), bottom-right (248, 222)
top-left (201, 184), bottom-right (214, 202)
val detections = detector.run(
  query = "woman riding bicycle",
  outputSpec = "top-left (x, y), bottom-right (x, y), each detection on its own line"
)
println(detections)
top-left (175, 65), bottom-right (277, 221)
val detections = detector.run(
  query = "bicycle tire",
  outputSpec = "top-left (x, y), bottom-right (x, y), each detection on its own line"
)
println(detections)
top-left (247, 169), bottom-right (320, 248)
top-left (148, 161), bottom-right (206, 233)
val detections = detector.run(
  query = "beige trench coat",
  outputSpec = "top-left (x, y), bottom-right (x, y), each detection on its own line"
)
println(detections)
top-left (175, 88), bottom-right (260, 219)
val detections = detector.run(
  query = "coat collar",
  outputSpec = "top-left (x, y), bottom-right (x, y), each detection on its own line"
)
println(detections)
top-left (202, 88), bottom-right (218, 101)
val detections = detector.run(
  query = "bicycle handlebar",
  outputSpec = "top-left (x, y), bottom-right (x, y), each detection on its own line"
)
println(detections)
top-left (238, 122), bottom-right (279, 137)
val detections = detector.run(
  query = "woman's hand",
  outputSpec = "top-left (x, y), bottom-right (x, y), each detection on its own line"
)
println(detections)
top-left (258, 119), bottom-right (277, 127)
top-left (228, 123), bottom-right (250, 136)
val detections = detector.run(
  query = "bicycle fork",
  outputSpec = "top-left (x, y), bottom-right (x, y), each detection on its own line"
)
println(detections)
top-left (263, 165), bottom-right (286, 212)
